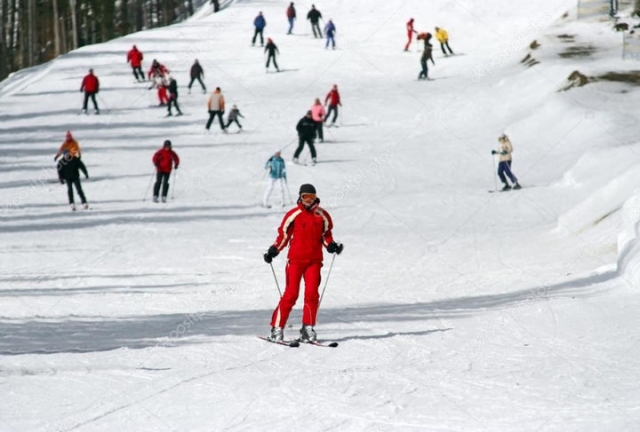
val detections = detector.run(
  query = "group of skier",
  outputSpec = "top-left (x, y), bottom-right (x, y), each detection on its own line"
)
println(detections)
top-left (60, 12), bottom-right (528, 346)
top-left (252, 3), bottom-right (337, 49)
top-left (405, 18), bottom-right (456, 80)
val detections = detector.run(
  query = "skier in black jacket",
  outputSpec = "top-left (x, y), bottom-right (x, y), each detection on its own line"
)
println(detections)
top-left (188, 59), bottom-right (206, 94)
top-left (57, 151), bottom-right (89, 210)
top-left (307, 5), bottom-right (323, 38)
top-left (264, 38), bottom-right (280, 72)
top-left (167, 75), bottom-right (183, 116)
top-left (293, 110), bottom-right (318, 165)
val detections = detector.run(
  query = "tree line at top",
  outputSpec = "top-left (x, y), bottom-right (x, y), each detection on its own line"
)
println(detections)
top-left (0, 0), bottom-right (217, 82)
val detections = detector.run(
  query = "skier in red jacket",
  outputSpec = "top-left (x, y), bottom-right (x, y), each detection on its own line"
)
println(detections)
top-left (263, 183), bottom-right (344, 343)
top-left (148, 60), bottom-right (170, 106)
top-left (126, 45), bottom-right (144, 82)
top-left (324, 84), bottom-right (341, 126)
top-left (151, 140), bottom-right (180, 203)
top-left (404, 18), bottom-right (417, 51)
top-left (80, 69), bottom-right (100, 114)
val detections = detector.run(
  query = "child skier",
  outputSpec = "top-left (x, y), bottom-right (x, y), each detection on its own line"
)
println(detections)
top-left (225, 105), bottom-right (244, 131)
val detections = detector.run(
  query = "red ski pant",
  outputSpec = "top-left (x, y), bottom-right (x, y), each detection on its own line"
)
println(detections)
top-left (157, 87), bottom-right (169, 104)
top-left (271, 260), bottom-right (323, 328)
top-left (404, 31), bottom-right (414, 51)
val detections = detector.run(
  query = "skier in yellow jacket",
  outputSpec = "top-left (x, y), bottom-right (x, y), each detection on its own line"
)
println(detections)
top-left (434, 26), bottom-right (454, 56)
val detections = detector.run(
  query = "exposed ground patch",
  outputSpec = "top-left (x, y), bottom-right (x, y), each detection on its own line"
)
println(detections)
top-left (558, 45), bottom-right (597, 58)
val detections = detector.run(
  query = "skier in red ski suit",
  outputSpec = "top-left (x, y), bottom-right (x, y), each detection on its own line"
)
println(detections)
top-left (126, 45), bottom-right (144, 81)
top-left (405, 18), bottom-right (417, 51)
top-left (263, 183), bottom-right (344, 343)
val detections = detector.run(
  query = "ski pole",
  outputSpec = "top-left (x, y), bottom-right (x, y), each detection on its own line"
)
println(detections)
top-left (318, 253), bottom-right (337, 308)
top-left (96, 94), bottom-right (110, 113)
top-left (284, 178), bottom-right (293, 204)
top-left (491, 154), bottom-right (498, 192)
top-left (253, 169), bottom-right (268, 197)
top-left (171, 169), bottom-right (177, 200)
top-left (269, 261), bottom-right (283, 298)
top-left (143, 171), bottom-right (155, 201)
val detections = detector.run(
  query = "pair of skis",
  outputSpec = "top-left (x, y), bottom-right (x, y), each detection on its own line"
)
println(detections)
top-left (258, 336), bottom-right (338, 348)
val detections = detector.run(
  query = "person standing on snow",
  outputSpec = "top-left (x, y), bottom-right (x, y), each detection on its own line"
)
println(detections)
top-left (57, 150), bottom-right (89, 211)
top-left (311, 98), bottom-right (326, 142)
top-left (252, 11), bottom-right (267, 46)
top-left (152, 140), bottom-right (180, 203)
top-left (418, 36), bottom-right (435, 80)
top-left (324, 84), bottom-right (341, 126)
top-left (307, 4), bottom-right (323, 38)
top-left (324, 19), bottom-right (336, 49)
top-left (265, 38), bottom-right (280, 72)
top-left (188, 59), bottom-right (206, 94)
top-left (166, 75), bottom-right (183, 116)
top-left (435, 26), bottom-right (454, 56)
top-left (492, 134), bottom-right (521, 191)
top-left (126, 45), bottom-right (144, 82)
top-left (286, 2), bottom-right (296, 34)
top-left (404, 18), bottom-right (417, 51)
top-left (263, 183), bottom-right (344, 343)
top-left (262, 150), bottom-right (287, 208)
top-left (225, 104), bottom-right (244, 131)
top-left (54, 130), bottom-right (88, 188)
top-left (206, 87), bottom-right (227, 133)
top-left (148, 60), bottom-right (170, 106)
top-left (80, 69), bottom-right (100, 114)
top-left (293, 110), bottom-right (318, 165)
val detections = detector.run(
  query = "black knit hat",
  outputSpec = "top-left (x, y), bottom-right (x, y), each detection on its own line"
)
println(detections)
top-left (163, 140), bottom-right (172, 147)
top-left (299, 183), bottom-right (316, 195)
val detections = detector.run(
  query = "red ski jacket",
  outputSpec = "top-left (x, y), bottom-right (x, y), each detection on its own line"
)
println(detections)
top-left (272, 200), bottom-right (335, 262)
top-left (81, 73), bottom-right (99, 93)
top-left (325, 89), bottom-right (341, 106)
top-left (127, 48), bottom-right (144, 67)
top-left (148, 63), bottom-right (169, 79)
top-left (152, 148), bottom-right (180, 174)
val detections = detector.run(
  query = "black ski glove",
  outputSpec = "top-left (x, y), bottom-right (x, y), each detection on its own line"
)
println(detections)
top-left (263, 245), bottom-right (279, 263)
top-left (327, 242), bottom-right (344, 255)
top-left (491, 150), bottom-right (497, 155)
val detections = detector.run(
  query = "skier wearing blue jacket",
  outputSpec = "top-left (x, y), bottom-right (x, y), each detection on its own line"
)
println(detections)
top-left (252, 12), bottom-right (267, 46)
top-left (263, 150), bottom-right (288, 208)
top-left (324, 19), bottom-right (336, 49)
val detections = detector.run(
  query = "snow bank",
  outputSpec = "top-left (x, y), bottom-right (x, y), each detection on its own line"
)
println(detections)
top-left (617, 193), bottom-right (640, 287)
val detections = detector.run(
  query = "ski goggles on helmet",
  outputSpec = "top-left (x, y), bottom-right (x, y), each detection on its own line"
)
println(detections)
top-left (300, 193), bottom-right (316, 201)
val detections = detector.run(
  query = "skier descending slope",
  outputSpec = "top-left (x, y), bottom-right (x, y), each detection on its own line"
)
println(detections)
top-left (418, 35), bottom-right (435, 80)
top-left (57, 150), bottom-right (89, 211)
top-left (264, 38), bottom-right (280, 72)
top-left (151, 140), bottom-right (180, 203)
top-left (492, 133), bottom-right (522, 191)
top-left (262, 150), bottom-right (287, 208)
top-left (263, 183), bottom-right (344, 343)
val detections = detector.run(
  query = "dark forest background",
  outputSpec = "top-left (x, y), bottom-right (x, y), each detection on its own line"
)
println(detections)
top-left (0, 0), bottom-right (220, 81)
